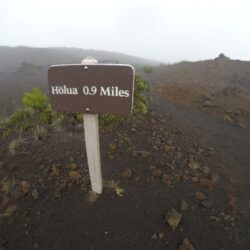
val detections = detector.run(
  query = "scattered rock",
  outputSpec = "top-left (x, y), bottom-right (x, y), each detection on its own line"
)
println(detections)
top-left (31, 189), bottom-right (39, 200)
top-left (188, 161), bottom-right (200, 171)
top-left (164, 144), bottom-right (176, 153)
top-left (203, 100), bottom-right (214, 108)
top-left (175, 151), bottom-right (183, 160)
top-left (207, 147), bottom-right (214, 154)
top-left (51, 165), bottom-right (60, 176)
top-left (158, 232), bottom-right (165, 239)
top-left (108, 153), bottom-right (114, 159)
top-left (201, 200), bottom-right (212, 209)
top-left (210, 215), bottom-right (221, 222)
top-left (165, 208), bottom-right (182, 231)
top-left (19, 180), bottom-right (30, 195)
top-left (211, 173), bottom-right (220, 182)
top-left (151, 233), bottom-right (158, 240)
top-left (121, 168), bottom-right (132, 178)
top-left (178, 238), bottom-right (195, 250)
top-left (180, 201), bottom-right (189, 211)
top-left (175, 173), bottom-right (182, 182)
top-left (151, 232), bottom-right (165, 240)
top-left (223, 115), bottom-right (233, 123)
top-left (151, 168), bottom-right (162, 177)
top-left (162, 174), bottom-right (172, 185)
top-left (237, 122), bottom-right (246, 128)
top-left (85, 191), bottom-right (99, 205)
top-left (68, 170), bottom-right (82, 181)
top-left (149, 166), bottom-right (156, 170)
top-left (199, 179), bottom-right (215, 189)
top-left (133, 150), bottom-right (151, 157)
top-left (65, 163), bottom-right (78, 170)
top-left (109, 143), bottom-right (116, 151)
top-left (194, 191), bottom-right (206, 201)
top-left (134, 176), bottom-right (141, 182)
top-left (42, 167), bottom-right (49, 176)
top-left (200, 166), bottom-right (210, 175)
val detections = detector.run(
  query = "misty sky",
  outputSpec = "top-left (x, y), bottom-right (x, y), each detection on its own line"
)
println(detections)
top-left (1, 0), bottom-right (250, 62)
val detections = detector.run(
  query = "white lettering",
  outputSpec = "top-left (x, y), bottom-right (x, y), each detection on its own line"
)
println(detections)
top-left (124, 90), bottom-right (129, 97)
top-left (51, 85), bottom-right (78, 95)
top-left (51, 86), bottom-right (58, 95)
top-left (100, 87), bottom-right (111, 96)
top-left (51, 84), bottom-right (128, 97)
top-left (58, 87), bottom-right (63, 94)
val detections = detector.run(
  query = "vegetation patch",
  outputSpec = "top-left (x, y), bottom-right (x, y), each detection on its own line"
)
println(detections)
top-left (0, 74), bottom-right (149, 138)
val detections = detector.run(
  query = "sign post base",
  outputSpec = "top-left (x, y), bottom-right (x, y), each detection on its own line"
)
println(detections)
top-left (83, 113), bottom-right (102, 194)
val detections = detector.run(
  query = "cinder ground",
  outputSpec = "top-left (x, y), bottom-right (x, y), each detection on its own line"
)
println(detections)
top-left (1, 93), bottom-right (250, 249)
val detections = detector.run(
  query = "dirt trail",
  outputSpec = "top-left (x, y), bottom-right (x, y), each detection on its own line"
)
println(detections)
top-left (1, 93), bottom-right (250, 250)
top-left (152, 96), bottom-right (250, 210)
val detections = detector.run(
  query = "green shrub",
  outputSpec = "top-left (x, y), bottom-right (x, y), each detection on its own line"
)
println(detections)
top-left (133, 75), bottom-right (149, 114)
top-left (59, 112), bottom-right (83, 126)
top-left (1, 89), bottom-right (56, 137)
top-left (38, 105), bottom-right (57, 125)
top-left (143, 65), bottom-right (153, 73)
top-left (99, 114), bottom-right (121, 127)
top-left (22, 88), bottom-right (48, 111)
top-left (1, 109), bottom-right (32, 137)
top-left (1, 73), bottom-right (149, 136)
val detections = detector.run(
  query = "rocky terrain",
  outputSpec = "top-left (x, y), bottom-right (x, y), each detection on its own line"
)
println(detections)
top-left (148, 54), bottom-right (250, 127)
top-left (0, 101), bottom-right (250, 249)
top-left (0, 53), bottom-right (250, 249)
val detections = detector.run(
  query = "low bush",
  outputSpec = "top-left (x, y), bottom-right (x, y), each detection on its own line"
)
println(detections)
top-left (133, 75), bottom-right (149, 114)
top-left (22, 88), bottom-right (48, 111)
top-left (0, 109), bottom-right (32, 137)
top-left (0, 73), bottom-right (149, 137)
top-left (143, 65), bottom-right (153, 73)
top-left (99, 114), bottom-right (121, 127)
top-left (1, 89), bottom-right (56, 137)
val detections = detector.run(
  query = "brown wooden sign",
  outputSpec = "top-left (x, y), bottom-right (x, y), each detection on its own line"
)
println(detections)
top-left (48, 64), bottom-right (134, 115)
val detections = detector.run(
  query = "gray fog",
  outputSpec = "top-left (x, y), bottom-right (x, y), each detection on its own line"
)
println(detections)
top-left (1, 0), bottom-right (250, 62)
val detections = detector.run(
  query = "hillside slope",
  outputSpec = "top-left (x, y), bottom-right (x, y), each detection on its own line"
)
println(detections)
top-left (148, 54), bottom-right (250, 125)
top-left (0, 46), bottom-right (159, 73)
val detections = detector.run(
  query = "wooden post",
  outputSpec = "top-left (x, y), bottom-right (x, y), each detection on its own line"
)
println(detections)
top-left (82, 57), bottom-right (103, 194)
